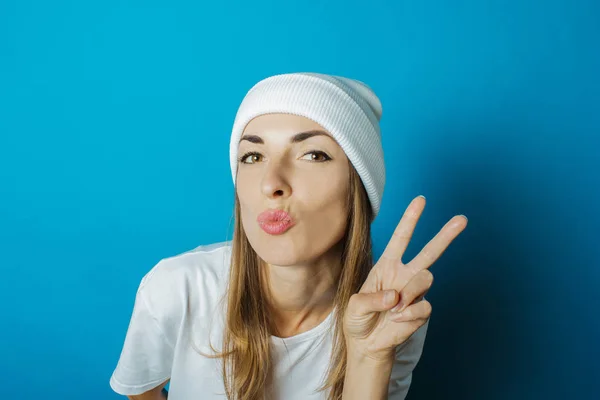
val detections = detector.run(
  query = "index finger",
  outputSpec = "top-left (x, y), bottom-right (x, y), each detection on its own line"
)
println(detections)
top-left (380, 195), bottom-right (427, 263)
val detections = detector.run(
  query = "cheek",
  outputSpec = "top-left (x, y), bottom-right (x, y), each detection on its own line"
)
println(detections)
top-left (307, 193), bottom-right (348, 237)
top-left (235, 189), bottom-right (256, 236)
top-left (238, 197), bottom-right (256, 233)
top-left (296, 179), bottom-right (349, 240)
top-left (235, 173), bottom-right (256, 210)
top-left (309, 172), bottom-right (349, 212)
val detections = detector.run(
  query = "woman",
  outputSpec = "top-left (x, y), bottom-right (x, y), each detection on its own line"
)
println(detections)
top-left (109, 72), bottom-right (468, 400)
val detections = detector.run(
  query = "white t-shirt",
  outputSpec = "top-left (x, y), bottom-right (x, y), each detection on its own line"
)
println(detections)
top-left (109, 240), bottom-right (429, 399)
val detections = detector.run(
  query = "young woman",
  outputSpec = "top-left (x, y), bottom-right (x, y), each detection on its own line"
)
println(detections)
top-left (109, 72), bottom-right (468, 400)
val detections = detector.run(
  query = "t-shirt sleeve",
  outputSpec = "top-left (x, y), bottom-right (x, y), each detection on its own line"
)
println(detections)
top-left (109, 262), bottom-right (178, 396)
top-left (387, 316), bottom-right (430, 400)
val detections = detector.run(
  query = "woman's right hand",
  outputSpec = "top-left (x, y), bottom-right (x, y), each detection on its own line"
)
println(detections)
top-left (343, 195), bottom-right (467, 362)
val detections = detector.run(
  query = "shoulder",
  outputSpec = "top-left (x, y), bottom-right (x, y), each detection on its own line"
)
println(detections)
top-left (139, 240), bottom-right (232, 293)
top-left (135, 240), bottom-right (233, 327)
top-left (110, 242), bottom-right (231, 396)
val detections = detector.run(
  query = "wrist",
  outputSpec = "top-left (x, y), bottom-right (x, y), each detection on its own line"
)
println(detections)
top-left (346, 343), bottom-right (394, 366)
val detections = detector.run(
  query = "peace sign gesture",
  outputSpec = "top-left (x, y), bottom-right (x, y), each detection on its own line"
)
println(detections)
top-left (343, 195), bottom-right (468, 363)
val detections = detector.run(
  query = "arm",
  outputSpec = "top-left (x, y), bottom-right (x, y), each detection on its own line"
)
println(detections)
top-left (110, 261), bottom-right (181, 398)
top-left (343, 353), bottom-right (394, 400)
top-left (343, 319), bottom-right (429, 400)
top-left (126, 379), bottom-right (169, 400)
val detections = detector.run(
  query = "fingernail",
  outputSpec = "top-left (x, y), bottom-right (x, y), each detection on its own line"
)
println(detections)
top-left (418, 195), bottom-right (426, 200)
top-left (459, 214), bottom-right (468, 222)
top-left (384, 290), bottom-right (395, 305)
top-left (391, 301), bottom-right (404, 313)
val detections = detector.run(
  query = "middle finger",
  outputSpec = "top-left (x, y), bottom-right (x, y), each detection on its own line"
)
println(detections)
top-left (407, 215), bottom-right (468, 273)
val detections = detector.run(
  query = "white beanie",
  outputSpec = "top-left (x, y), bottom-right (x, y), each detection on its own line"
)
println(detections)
top-left (229, 72), bottom-right (385, 220)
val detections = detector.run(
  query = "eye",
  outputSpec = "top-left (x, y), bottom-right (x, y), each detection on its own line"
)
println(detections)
top-left (300, 150), bottom-right (332, 162)
top-left (238, 150), bottom-right (332, 165)
top-left (238, 151), bottom-right (262, 164)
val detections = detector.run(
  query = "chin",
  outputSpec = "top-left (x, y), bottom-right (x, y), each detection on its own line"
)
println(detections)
top-left (258, 253), bottom-right (300, 267)
top-left (253, 237), bottom-right (304, 266)
top-left (243, 228), bottom-right (304, 266)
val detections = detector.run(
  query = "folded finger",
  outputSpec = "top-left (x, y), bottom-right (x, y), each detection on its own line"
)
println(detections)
top-left (390, 269), bottom-right (433, 313)
top-left (387, 299), bottom-right (432, 322)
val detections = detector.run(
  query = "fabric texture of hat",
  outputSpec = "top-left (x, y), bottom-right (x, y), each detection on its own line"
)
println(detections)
top-left (229, 72), bottom-right (386, 220)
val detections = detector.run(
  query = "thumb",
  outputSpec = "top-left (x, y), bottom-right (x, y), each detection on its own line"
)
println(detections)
top-left (349, 289), bottom-right (398, 317)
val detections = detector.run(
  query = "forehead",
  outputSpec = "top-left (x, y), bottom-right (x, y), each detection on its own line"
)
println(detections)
top-left (242, 113), bottom-right (330, 137)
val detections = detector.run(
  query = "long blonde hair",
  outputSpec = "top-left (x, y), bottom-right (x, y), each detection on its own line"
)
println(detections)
top-left (200, 160), bottom-right (374, 400)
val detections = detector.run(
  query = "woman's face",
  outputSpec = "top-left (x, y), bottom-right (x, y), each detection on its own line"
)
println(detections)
top-left (236, 113), bottom-right (350, 267)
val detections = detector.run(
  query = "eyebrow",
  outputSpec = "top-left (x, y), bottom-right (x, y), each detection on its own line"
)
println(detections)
top-left (239, 129), bottom-right (331, 144)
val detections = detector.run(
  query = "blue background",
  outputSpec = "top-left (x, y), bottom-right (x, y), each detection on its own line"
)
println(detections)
top-left (1, 0), bottom-right (598, 399)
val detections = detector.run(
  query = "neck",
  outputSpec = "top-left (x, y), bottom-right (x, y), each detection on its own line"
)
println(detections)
top-left (263, 242), bottom-right (343, 338)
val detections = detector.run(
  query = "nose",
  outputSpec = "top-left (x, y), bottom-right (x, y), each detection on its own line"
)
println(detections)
top-left (260, 159), bottom-right (292, 200)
